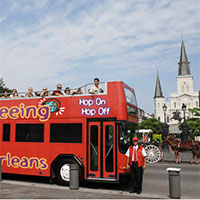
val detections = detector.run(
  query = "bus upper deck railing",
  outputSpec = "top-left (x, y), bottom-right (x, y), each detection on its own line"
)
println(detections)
top-left (0, 82), bottom-right (107, 100)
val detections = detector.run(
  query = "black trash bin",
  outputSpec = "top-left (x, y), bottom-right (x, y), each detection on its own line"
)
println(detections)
top-left (69, 164), bottom-right (79, 190)
top-left (166, 167), bottom-right (181, 199)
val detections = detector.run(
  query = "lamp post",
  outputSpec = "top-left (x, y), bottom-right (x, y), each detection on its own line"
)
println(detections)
top-left (181, 103), bottom-right (189, 141)
top-left (163, 104), bottom-right (167, 123)
top-left (162, 104), bottom-right (169, 151)
top-left (182, 103), bottom-right (186, 121)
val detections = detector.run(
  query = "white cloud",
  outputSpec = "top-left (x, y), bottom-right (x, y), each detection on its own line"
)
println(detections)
top-left (0, 17), bottom-right (6, 23)
top-left (0, 0), bottom-right (199, 112)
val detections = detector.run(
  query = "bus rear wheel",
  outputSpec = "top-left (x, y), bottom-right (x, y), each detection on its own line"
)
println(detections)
top-left (55, 158), bottom-right (82, 186)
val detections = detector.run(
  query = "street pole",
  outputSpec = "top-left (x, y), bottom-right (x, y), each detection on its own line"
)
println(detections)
top-left (162, 104), bottom-right (169, 151)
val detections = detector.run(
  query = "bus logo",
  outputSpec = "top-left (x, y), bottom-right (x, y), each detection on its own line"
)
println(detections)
top-left (39, 98), bottom-right (65, 116)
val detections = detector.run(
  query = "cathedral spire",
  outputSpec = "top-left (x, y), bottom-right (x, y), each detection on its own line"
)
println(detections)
top-left (154, 71), bottom-right (164, 98)
top-left (178, 40), bottom-right (191, 75)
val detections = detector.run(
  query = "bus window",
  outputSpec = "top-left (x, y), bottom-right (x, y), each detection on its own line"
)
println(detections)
top-left (3, 124), bottom-right (10, 142)
top-left (90, 125), bottom-right (98, 171)
top-left (50, 123), bottom-right (82, 143)
top-left (124, 87), bottom-right (137, 106)
top-left (127, 105), bottom-right (138, 116)
top-left (15, 124), bottom-right (44, 142)
top-left (105, 125), bottom-right (113, 172)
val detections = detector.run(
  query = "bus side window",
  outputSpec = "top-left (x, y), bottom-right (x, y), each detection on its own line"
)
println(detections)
top-left (3, 124), bottom-right (10, 142)
top-left (15, 124), bottom-right (44, 142)
top-left (50, 123), bottom-right (82, 143)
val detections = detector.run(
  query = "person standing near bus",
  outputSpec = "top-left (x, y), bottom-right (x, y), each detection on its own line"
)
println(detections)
top-left (126, 137), bottom-right (147, 194)
top-left (89, 78), bottom-right (104, 94)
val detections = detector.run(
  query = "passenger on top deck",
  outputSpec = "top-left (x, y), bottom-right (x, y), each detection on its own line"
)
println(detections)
top-left (76, 88), bottom-right (83, 94)
top-left (71, 87), bottom-right (83, 95)
top-left (52, 84), bottom-right (64, 96)
top-left (1, 91), bottom-right (8, 99)
top-left (9, 89), bottom-right (19, 98)
top-left (89, 78), bottom-right (104, 94)
top-left (25, 87), bottom-right (39, 97)
top-left (64, 87), bottom-right (71, 95)
top-left (40, 87), bottom-right (50, 97)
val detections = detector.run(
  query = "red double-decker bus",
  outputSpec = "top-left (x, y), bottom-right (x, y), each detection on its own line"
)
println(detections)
top-left (0, 81), bottom-right (138, 185)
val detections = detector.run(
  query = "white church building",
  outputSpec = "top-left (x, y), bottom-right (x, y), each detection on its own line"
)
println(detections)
top-left (154, 40), bottom-right (200, 125)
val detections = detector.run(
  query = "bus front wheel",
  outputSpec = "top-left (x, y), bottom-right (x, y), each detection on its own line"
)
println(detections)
top-left (55, 158), bottom-right (82, 186)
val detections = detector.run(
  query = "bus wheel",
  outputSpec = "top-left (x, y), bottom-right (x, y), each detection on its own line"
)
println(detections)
top-left (55, 158), bottom-right (82, 186)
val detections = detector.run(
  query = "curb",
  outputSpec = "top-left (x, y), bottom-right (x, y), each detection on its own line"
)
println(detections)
top-left (1, 179), bottom-right (169, 199)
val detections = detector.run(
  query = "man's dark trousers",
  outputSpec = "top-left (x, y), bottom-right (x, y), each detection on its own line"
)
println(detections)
top-left (130, 162), bottom-right (143, 193)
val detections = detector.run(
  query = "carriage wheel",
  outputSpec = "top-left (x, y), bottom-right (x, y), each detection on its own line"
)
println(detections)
top-left (145, 145), bottom-right (162, 164)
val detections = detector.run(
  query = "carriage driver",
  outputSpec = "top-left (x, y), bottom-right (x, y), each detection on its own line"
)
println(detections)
top-left (126, 137), bottom-right (147, 194)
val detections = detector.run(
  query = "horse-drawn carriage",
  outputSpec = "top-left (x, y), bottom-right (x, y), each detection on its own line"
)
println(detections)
top-left (136, 129), bottom-right (163, 164)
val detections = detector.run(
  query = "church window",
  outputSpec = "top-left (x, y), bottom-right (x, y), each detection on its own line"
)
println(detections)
top-left (196, 101), bottom-right (199, 107)
top-left (158, 103), bottom-right (160, 108)
top-left (174, 102), bottom-right (176, 108)
top-left (158, 116), bottom-right (160, 121)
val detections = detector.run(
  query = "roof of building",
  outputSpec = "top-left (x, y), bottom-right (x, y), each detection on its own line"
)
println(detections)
top-left (178, 40), bottom-right (191, 76)
top-left (154, 71), bottom-right (164, 98)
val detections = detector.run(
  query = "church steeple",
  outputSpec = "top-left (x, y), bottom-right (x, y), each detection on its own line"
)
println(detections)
top-left (154, 71), bottom-right (164, 98)
top-left (178, 40), bottom-right (191, 76)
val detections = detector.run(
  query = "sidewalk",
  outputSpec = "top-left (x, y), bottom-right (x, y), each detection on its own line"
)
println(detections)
top-left (0, 179), bottom-right (168, 199)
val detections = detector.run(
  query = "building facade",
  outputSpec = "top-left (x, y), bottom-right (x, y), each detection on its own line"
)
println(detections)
top-left (154, 40), bottom-right (200, 124)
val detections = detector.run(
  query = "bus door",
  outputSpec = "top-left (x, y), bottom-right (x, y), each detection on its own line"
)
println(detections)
top-left (87, 121), bottom-right (117, 181)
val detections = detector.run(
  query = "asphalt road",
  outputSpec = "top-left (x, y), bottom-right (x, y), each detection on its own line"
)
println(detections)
top-left (0, 161), bottom-right (199, 199)
top-left (143, 162), bottom-right (200, 199)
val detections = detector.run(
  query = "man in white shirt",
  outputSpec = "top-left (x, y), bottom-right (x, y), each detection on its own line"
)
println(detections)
top-left (89, 78), bottom-right (104, 94)
top-left (126, 137), bottom-right (147, 194)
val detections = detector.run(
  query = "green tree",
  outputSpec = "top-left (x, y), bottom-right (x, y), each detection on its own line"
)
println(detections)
top-left (186, 108), bottom-right (200, 136)
top-left (0, 78), bottom-right (12, 96)
top-left (189, 108), bottom-right (200, 117)
top-left (0, 78), bottom-right (5, 91)
top-left (138, 118), bottom-right (163, 134)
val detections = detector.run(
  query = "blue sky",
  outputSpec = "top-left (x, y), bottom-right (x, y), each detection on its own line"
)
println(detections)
top-left (0, 0), bottom-right (199, 114)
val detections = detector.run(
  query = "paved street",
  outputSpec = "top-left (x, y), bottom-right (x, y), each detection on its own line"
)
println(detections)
top-left (0, 157), bottom-right (199, 199)
top-left (143, 161), bottom-right (200, 199)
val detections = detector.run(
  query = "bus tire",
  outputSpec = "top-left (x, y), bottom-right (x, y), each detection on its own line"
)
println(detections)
top-left (55, 158), bottom-right (83, 186)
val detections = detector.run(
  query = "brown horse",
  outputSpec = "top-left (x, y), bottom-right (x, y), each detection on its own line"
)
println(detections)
top-left (165, 136), bottom-right (199, 164)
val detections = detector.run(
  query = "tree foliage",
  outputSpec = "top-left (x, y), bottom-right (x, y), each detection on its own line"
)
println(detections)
top-left (0, 78), bottom-right (12, 95)
top-left (186, 108), bottom-right (200, 136)
top-left (0, 78), bottom-right (5, 91)
top-left (189, 108), bottom-right (200, 117)
top-left (138, 118), bottom-right (163, 134)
